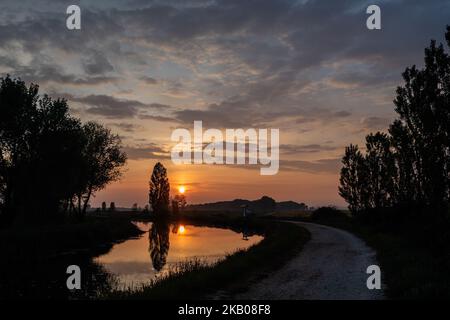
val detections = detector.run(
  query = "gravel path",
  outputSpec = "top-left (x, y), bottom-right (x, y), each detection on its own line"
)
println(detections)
top-left (233, 221), bottom-right (385, 300)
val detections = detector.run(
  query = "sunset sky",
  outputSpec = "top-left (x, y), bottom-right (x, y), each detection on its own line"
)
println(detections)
top-left (0, 0), bottom-right (449, 208)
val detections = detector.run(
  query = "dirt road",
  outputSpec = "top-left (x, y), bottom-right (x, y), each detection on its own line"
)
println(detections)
top-left (234, 221), bottom-right (385, 300)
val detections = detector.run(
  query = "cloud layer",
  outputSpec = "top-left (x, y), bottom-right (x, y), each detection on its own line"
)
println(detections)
top-left (0, 0), bottom-right (448, 192)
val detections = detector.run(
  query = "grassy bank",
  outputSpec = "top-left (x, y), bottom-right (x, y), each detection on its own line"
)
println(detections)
top-left (110, 219), bottom-right (310, 299)
top-left (269, 211), bottom-right (450, 299)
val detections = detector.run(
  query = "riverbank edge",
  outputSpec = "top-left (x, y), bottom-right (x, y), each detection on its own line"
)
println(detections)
top-left (1, 213), bottom-right (310, 299)
top-left (0, 216), bottom-right (145, 262)
top-left (108, 218), bottom-right (310, 300)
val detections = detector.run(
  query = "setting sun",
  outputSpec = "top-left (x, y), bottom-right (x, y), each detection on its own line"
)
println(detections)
top-left (178, 186), bottom-right (186, 194)
top-left (178, 225), bottom-right (186, 234)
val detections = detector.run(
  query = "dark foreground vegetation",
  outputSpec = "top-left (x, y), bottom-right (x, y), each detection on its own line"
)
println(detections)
top-left (338, 27), bottom-right (450, 243)
top-left (331, 27), bottom-right (450, 298)
top-left (0, 75), bottom-right (135, 298)
top-left (109, 218), bottom-right (309, 300)
top-left (0, 207), bottom-right (309, 299)
top-left (0, 215), bottom-right (142, 298)
top-left (0, 76), bottom-right (127, 224)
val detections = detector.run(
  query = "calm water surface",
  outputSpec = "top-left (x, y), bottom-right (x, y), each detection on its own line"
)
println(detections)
top-left (94, 222), bottom-right (263, 289)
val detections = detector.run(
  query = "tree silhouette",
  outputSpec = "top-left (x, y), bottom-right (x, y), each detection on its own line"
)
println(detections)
top-left (0, 77), bottom-right (81, 221)
top-left (340, 26), bottom-right (450, 224)
top-left (389, 120), bottom-right (419, 205)
top-left (392, 29), bottom-right (450, 216)
top-left (364, 132), bottom-right (396, 209)
top-left (149, 162), bottom-right (170, 217)
top-left (171, 199), bottom-right (179, 215)
top-left (0, 151), bottom-right (6, 216)
top-left (339, 144), bottom-right (366, 214)
top-left (148, 221), bottom-right (170, 271)
top-left (75, 122), bottom-right (126, 218)
top-left (172, 194), bottom-right (187, 214)
top-left (0, 76), bottom-right (127, 223)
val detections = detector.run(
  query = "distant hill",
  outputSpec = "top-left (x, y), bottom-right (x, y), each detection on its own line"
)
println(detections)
top-left (276, 201), bottom-right (308, 212)
top-left (186, 196), bottom-right (308, 215)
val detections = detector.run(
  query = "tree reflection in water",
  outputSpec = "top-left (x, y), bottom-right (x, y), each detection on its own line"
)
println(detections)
top-left (148, 220), bottom-right (170, 271)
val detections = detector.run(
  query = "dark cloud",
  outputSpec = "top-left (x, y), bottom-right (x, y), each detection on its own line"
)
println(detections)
top-left (139, 114), bottom-right (179, 122)
top-left (82, 51), bottom-right (114, 75)
top-left (332, 111), bottom-right (352, 118)
top-left (62, 94), bottom-right (171, 118)
top-left (107, 0), bottom-right (449, 78)
top-left (281, 158), bottom-right (342, 174)
top-left (0, 57), bottom-right (118, 86)
top-left (173, 93), bottom-right (298, 128)
top-left (174, 105), bottom-right (244, 127)
top-left (1, 0), bottom-right (448, 134)
top-left (231, 157), bottom-right (342, 174)
top-left (140, 76), bottom-right (158, 85)
top-left (174, 95), bottom-right (353, 128)
top-left (2, 1), bottom-right (449, 76)
top-left (280, 144), bottom-right (340, 155)
top-left (148, 103), bottom-right (172, 110)
top-left (69, 94), bottom-right (144, 118)
top-left (360, 116), bottom-right (392, 131)
top-left (110, 122), bottom-right (139, 132)
top-left (122, 144), bottom-right (170, 160)
top-left (330, 65), bottom-right (400, 88)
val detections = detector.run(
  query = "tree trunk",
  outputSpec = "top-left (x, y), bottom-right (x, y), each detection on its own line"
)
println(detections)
top-left (77, 193), bottom-right (82, 219)
top-left (82, 187), bottom-right (92, 217)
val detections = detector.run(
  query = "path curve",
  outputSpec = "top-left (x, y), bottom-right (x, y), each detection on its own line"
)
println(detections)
top-left (234, 221), bottom-right (385, 300)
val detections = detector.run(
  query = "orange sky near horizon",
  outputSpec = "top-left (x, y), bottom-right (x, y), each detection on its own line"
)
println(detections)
top-left (93, 159), bottom-right (346, 208)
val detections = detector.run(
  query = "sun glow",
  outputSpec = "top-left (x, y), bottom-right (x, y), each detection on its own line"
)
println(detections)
top-left (178, 186), bottom-right (186, 194)
top-left (178, 225), bottom-right (186, 234)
